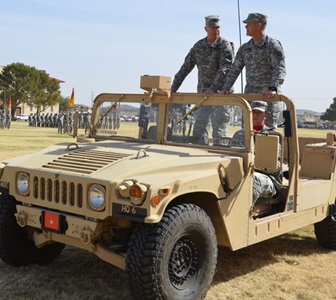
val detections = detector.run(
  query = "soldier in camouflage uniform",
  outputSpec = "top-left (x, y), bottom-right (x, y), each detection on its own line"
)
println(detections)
top-left (220, 13), bottom-right (286, 128)
top-left (171, 15), bottom-right (234, 145)
top-left (231, 101), bottom-right (282, 204)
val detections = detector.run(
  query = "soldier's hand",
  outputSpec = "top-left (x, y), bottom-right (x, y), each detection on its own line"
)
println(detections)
top-left (262, 90), bottom-right (276, 98)
top-left (219, 89), bottom-right (229, 95)
top-left (204, 88), bottom-right (215, 95)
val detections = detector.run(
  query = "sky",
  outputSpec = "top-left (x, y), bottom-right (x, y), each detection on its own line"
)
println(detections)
top-left (1, 0), bottom-right (335, 112)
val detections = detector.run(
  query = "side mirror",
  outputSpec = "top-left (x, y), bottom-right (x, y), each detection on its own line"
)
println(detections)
top-left (283, 110), bottom-right (292, 137)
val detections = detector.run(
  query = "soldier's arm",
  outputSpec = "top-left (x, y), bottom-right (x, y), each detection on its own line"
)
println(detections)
top-left (269, 40), bottom-right (286, 89)
top-left (171, 47), bottom-right (196, 92)
top-left (221, 46), bottom-right (245, 91)
top-left (210, 41), bottom-right (234, 92)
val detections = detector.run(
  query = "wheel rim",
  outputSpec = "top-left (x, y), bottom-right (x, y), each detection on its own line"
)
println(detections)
top-left (168, 235), bottom-right (199, 289)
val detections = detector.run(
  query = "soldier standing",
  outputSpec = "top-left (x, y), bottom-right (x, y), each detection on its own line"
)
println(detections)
top-left (220, 12), bottom-right (286, 128)
top-left (171, 15), bottom-right (234, 146)
top-left (0, 111), bottom-right (4, 129)
top-left (52, 113), bottom-right (57, 127)
top-left (84, 112), bottom-right (91, 134)
top-left (57, 113), bottom-right (64, 134)
top-left (5, 112), bottom-right (11, 129)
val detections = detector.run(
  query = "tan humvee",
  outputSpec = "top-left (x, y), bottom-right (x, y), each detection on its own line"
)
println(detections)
top-left (0, 76), bottom-right (335, 300)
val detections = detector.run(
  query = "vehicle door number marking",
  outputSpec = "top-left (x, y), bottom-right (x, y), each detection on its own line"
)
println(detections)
top-left (112, 203), bottom-right (147, 221)
top-left (121, 204), bottom-right (137, 214)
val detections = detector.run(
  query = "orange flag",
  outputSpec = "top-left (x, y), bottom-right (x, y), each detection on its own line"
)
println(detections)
top-left (69, 88), bottom-right (75, 107)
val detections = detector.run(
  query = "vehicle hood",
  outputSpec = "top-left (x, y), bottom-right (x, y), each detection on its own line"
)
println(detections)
top-left (3, 140), bottom-right (239, 183)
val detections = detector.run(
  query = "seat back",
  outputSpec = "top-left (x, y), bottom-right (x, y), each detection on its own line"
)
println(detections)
top-left (255, 133), bottom-right (282, 172)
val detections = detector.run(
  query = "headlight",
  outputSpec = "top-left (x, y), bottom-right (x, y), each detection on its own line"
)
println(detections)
top-left (118, 180), bottom-right (134, 198)
top-left (17, 172), bottom-right (30, 195)
top-left (88, 184), bottom-right (106, 211)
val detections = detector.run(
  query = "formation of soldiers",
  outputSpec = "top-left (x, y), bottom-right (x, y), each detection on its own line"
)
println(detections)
top-left (0, 111), bottom-right (11, 129)
top-left (26, 112), bottom-right (92, 134)
top-left (96, 113), bottom-right (121, 131)
top-left (28, 112), bottom-right (60, 128)
top-left (18, 110), bottom-right (121, 135)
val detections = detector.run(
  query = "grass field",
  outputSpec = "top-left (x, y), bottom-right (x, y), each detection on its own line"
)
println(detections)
top-left (0, 122), bottom-right (336, 300)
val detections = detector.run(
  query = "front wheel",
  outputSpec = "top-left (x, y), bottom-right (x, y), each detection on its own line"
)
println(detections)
top-left (0, 193), bottom-right (65, 266)
top-left (126, 203), bottom-right (218, 300)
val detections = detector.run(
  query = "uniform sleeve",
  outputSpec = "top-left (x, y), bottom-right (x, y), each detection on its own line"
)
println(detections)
top-left (221, 46), bottom-right (245, 90)
top-left (270, 40), bottom-right (286, 88)
top-left (171, 47), bottom-right (196, 91)
top-left (209, 41), bottom-right (234, 92)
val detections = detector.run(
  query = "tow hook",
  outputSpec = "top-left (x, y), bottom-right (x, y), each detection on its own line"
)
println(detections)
top-left (15, 211), bottom-right (27, 227)
top-left (80, 228), bottom-right (93, 244)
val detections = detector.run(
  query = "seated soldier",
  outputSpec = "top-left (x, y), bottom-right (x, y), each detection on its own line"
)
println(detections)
top-left (231, 101), bottom-right (282, 204)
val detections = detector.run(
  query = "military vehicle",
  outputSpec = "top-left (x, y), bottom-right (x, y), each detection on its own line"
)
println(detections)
top-left (0, 75), bottom-right (335, 300)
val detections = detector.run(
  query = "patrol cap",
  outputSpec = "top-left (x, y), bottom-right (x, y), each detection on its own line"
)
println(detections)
top-left (205, 15), bottom-right (220, 27)
top-left (243, 12), bottom-right (267, 24)
top-left (251, 101), bottom-right (267, 112)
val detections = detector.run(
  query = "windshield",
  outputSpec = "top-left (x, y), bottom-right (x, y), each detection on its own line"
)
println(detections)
top-left (91, 97), bottom-right (251, 149)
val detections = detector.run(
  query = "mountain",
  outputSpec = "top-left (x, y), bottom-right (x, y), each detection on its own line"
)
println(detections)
top-left (296, 109), bottom-right (323, 115)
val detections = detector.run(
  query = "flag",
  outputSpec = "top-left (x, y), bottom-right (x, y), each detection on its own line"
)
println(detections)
top-left (7, 91), bottom-right (11, 107)
top-left (69, 88), bottom-right (75, 107)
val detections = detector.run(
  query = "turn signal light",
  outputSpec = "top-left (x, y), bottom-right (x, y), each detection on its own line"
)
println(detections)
top-left (152, 194), bottom-right (161, 206)
top-left (129, 183), bottom-right (147, 205)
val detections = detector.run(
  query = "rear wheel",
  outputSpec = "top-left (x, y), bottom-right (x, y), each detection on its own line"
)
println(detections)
top-left (0, 193), bottom-right (65, 266)
top-left (314, 206), bottom-right (336, 249)
top-left (126, 203), bottom-right (217, 300)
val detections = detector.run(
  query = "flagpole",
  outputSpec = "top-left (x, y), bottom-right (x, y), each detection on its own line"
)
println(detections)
top-left (8, 90), bottom-right (11, 117)
top-left (237, 0), bottom-right (244, 93)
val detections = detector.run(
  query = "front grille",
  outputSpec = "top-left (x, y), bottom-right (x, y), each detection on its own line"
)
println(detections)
top-left (33, 176), bottom-right (85, 208)
top-left (42, 149), bottom-right (132, 174)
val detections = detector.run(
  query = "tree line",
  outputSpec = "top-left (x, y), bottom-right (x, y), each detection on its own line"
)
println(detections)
top-left (321, 97), bottom-right (336, 121)
top-left (0, 62), bottom-right (70, 116)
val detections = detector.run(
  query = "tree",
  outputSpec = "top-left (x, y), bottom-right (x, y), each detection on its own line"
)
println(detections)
top-left (59, 96), bottom-right (70, 112)
top-left (0, 63), bottom-right (61, 115)
top-left (30, 70), bottom-right (61, 113)
top-left (321, 97), bottom-right (336, 121)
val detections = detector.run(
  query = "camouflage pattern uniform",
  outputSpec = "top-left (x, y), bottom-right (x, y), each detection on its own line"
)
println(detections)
top-left (222, 34), bottom-right (286, 128)
top-left (171, 16), bottom-right (234, 145)
top-left (0, 112), bottom-right (3, 129)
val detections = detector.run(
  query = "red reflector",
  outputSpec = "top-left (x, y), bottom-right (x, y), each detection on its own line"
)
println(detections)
top-left (43, 211), bottom-right (60, 231)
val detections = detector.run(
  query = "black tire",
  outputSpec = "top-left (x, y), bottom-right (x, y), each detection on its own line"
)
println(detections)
top-left (126, 203), bottom-right (217, 300)
top-left (0, 193), bottom-right (65, 266)
top-left (314, 215), bottom-right (336, 249)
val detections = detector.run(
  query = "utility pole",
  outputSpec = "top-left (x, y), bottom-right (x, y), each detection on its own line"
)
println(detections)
top-left (91, 91), bottom-right (94, 107)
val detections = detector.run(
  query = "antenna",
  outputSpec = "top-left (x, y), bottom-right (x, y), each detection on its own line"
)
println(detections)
top-left (237, 0), bottom-right (244, 93)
